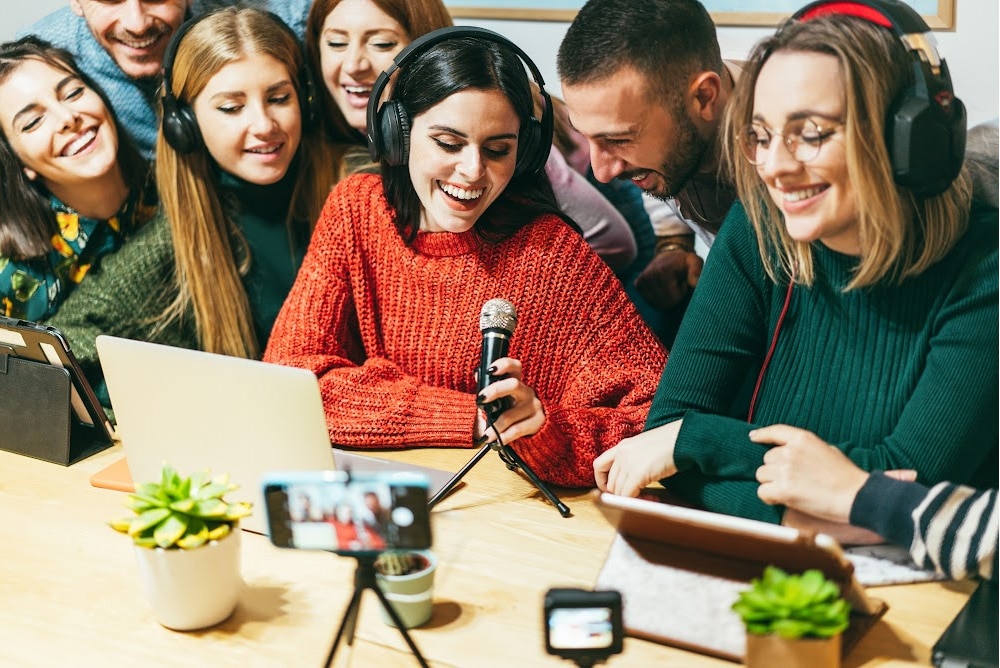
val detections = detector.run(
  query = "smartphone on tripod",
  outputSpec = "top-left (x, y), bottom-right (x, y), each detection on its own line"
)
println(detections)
top-left (262, 470), bottom-right (431, 554)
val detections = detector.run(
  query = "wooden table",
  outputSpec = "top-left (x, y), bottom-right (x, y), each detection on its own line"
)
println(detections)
top-left (0, 445), bottom-right (972, 667)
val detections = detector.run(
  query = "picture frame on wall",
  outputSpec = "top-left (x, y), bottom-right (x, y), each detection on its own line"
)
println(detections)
top-left (445, 0), bottom-right (956, 30)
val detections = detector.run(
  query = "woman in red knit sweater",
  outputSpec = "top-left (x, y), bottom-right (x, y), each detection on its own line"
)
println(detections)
top-left (263, 29), bottom-right (665, 488)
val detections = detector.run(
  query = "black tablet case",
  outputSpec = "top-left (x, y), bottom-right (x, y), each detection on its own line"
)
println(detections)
top-left (932, 579), bottom-right (999, 668)
top-left (0, 318), bottom-right (113, 465)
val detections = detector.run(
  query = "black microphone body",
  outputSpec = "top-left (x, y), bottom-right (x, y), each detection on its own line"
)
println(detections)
top-left (477, 299), bottom-right (517, 423)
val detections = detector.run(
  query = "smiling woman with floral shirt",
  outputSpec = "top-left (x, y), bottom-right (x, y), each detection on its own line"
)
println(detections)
top-left (0, 36), bottom-right (152, 321)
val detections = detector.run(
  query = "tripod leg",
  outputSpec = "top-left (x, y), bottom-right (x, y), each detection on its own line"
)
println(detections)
top-left (325, 586), bottom-right (365, 668)
top-left (427, 442), bottom-right (492, 509)
top-left (369, 584), bottom-right (431, 668)
top-left (499, 445), bottom-right (571, 517)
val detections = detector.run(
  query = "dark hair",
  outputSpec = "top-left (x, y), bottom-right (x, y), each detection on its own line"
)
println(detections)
top-left (382, 35), bottom-right (563, 243)
top-left (0, 36), bottom-right (149, 260)
top-left (557, 0), bottom-right (722, 109)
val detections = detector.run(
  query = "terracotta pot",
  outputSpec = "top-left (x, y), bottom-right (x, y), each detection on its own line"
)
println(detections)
top-left (375, 550), bottom-right (437, 629)
top-left (745, 631), bottom-right (841, 668)
top-left (133, 528), bottom-right (242, 631)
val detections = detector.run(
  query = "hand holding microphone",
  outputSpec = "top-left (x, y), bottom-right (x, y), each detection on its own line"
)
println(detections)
top-left (475, 299), bottom-right (544, 446)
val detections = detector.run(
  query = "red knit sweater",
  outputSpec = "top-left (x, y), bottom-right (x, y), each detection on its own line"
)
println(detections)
top-left (264, 174), bottom-right (666, 487)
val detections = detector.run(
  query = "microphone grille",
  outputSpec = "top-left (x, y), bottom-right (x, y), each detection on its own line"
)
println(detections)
top-left (479, 298), bottom-right (517, 333)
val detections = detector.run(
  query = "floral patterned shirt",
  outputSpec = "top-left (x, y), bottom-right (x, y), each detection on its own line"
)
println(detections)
top-left (1, 191), bottom-right (154, 321)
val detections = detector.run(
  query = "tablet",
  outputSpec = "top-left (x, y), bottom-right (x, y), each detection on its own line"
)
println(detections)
top-left (592, 491), bottom-right (886, 661)
top-left (0, 316), bottom-right (115, 443)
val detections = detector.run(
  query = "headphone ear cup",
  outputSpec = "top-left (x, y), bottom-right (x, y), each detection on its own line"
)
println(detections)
top-left (377, 100), bottom-right (411, 166)
top-left (886, 90), bottom-right (967, 197)
top-left (515, 116), bottom-right (546, 176)
top-left (161, 94), bottom-right (202, 155)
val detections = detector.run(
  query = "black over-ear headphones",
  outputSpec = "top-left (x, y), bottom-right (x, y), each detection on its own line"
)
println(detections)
top-left (792, 0), bottom-right (966, 197)
top-left (366, 26), bottom-right (554, 177)
top-left (161, 9), bottom-right (318, 154)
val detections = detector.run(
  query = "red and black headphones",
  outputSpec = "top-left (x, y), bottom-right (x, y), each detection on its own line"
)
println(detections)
top-left (791, 0), bottom-right (966, 198)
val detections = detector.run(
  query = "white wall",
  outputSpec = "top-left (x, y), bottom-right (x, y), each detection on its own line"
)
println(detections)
top-left (6, 0), bottom-right (997, 126)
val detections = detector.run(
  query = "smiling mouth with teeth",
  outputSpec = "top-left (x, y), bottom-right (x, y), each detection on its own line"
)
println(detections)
top-left (62, 129), bottom-right (97, 157)
top-left (114, 33), bottom-right (162, 50)
top-left (246, 144), bottom-right (283, 155)
top-left (784, 185), bottom-right (827, 202)
top-left (440, 182), bottom-right (484, 201)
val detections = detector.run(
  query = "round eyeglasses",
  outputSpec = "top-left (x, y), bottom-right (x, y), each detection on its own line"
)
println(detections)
top-left (738, 117), bottom-right (842, 166)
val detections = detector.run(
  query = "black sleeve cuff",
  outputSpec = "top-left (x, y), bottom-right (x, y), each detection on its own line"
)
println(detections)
top-left (849, 471), bottom-right (930, 548)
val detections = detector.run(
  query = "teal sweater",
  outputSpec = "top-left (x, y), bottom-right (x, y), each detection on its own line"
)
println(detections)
top-left (46, 173), bottom-right (306, 406)
top-left (647, 203), bottom-right (999, 523)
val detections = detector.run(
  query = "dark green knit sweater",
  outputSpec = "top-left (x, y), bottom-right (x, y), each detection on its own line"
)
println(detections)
top-left (46, 173), bottom-right (305, 407)
top-left (646, 202), bottom-right (999, 523)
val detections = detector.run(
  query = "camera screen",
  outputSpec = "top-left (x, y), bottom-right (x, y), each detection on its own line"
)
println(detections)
top-left (547, 607), bottom-right (616, 650)
top-left (264, 474), bottom-right (430, 553)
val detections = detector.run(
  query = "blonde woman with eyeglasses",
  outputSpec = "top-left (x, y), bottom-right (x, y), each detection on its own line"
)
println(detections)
top-left (593, 1), bottom-right (997, 542)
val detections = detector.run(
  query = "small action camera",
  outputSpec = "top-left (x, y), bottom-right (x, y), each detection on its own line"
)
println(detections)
top-left (544, 588), bottom-right (624, 667)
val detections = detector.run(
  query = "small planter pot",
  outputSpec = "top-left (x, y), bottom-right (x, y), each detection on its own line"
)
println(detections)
top-left (375, 550), bottom-right (437, 629)
top-left (745, 631), bottom-right (841, 668)
top-left (133, 528), bottom-right (243, 631)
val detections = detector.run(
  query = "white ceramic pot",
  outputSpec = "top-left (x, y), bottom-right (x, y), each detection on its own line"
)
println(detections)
top-left (375, 550), bottom-right (437, 629)
top-left (133, 528), bottom-right (243, 631)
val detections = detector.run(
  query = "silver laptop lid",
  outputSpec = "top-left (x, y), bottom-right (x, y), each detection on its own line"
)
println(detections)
top-left (96, 335), bottom-right (335, 534)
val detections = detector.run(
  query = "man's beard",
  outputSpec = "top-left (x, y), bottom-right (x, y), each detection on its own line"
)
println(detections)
top-left (620, 112), bottom-right (710, 200)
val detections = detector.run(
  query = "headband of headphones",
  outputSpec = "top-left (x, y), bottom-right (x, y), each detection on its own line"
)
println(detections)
top-left (791, 0), bottom-right (966, 196)
top-left (365, 25), bottom-right (554, 174)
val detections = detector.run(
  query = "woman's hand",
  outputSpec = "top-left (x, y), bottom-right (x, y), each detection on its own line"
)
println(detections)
top-left (474, 357), bottom-right (544, 446)
top-left (752, 424), bottom-right (869, 523)
top-left (593, 421), bottom-right (682, 497)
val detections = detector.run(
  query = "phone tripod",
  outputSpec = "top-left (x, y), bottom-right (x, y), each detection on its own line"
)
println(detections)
top-left (427, 414), bottom-right (571, 517)
top-left (325, 554), bottom-right (429, 668)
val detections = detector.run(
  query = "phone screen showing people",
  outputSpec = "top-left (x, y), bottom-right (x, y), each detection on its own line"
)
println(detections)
top-left (544, 588), bottom-right (623, 664)
top-left (263, 470), bottom-right (431, 554)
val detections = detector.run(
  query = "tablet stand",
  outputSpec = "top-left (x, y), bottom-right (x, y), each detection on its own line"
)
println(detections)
top-left (428, 438), bottom-right (571, 517)
top-left (325, 554), bottom-right (429, 668)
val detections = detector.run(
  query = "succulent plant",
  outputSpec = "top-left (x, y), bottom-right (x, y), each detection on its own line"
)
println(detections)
top-left (375, 551), bottom-right (429, 577)
top-left (732, 566), bottom-right (851, 639)
top-left (109, 464), bottom-right (252, 550)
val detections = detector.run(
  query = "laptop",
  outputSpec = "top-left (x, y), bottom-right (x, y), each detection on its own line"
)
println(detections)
top-left (96, 336), bottom-right (457, 534)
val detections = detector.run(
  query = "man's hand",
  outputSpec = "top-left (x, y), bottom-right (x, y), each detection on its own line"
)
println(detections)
top-left (634, 249), bottom-right (703, 310)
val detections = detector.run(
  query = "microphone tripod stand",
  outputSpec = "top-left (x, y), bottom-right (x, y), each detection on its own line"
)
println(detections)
top-left (325, 554), bottom-right (429, 668)
top-left (428, 413), bottom-right (571, 517)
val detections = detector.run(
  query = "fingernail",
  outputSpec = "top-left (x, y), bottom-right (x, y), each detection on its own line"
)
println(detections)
top-left (476, 393), bottom-right (486, 405)
top-left (487, 365), bottom-right (497, 374)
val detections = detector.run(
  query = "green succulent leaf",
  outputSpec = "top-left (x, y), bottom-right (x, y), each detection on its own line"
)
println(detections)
top-left (153, 511), bottom-right (190, 548)
top-left (128, 507), bottom-right (171, 536)
top-left (192, 498), bottom-right (228, 517)
top-left (169, 498), bottom-right (196, 513)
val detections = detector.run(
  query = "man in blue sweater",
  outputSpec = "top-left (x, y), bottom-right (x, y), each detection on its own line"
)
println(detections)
top-left (18, 0), bottom-right (310, 159)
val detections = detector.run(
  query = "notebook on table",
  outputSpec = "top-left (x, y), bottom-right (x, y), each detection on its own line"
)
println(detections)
top-left (94, 336), bottom-right (459, 534)
top-left (592, 492), bottom-right (887, 663)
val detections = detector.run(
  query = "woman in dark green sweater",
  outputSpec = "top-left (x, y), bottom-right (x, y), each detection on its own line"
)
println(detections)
top-left (47, 8), bottom-right (335, 406)
top-left (593, 4), bottom-right (998, 539)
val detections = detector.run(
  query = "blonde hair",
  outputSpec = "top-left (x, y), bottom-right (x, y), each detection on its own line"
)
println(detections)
top-left (155, 8), bottom-right (334, 357)
top-left (724, 15), bottom-right (971, 290)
